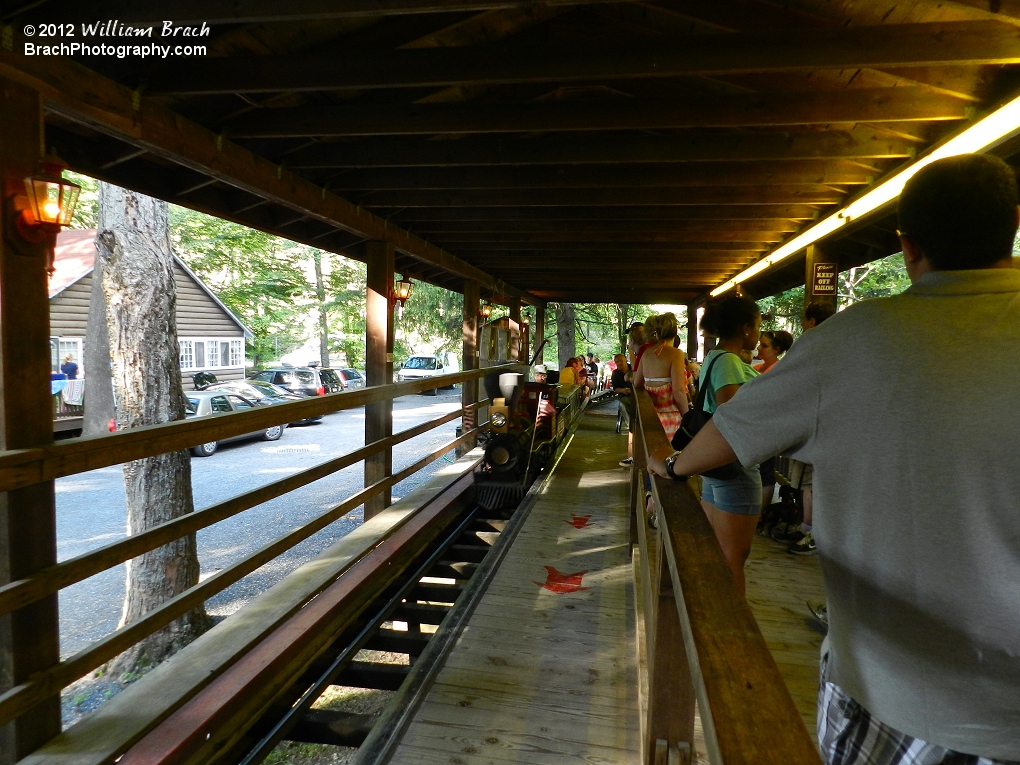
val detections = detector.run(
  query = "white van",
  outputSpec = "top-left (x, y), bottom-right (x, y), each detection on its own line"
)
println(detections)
top-left (396, 352), bottom-right (460, 391)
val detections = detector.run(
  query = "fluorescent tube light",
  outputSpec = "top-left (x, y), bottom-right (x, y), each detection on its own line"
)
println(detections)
top-left (710, 92), bottom-right (1020, 297)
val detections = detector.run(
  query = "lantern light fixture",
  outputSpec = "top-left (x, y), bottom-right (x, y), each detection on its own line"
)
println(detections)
top-left (479, 302), bottom-right (493, 319)
top-left (16, 155), bottom-right (81, 244)
top-left (392, 277), bottom-right (413, 307)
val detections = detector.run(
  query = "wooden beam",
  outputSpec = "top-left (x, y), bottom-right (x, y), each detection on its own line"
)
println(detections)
top-left (365, 241), bottom-right (395, 519)
top-left (328, 160), bottom-right (875, 190)
top-left (0, 77), bottom-right (62, 759)
top-left (411, 220), bottom-right (800, 234)
top-left (388, 205), bottom-right (822, 222)
top-left (41, 0), bottom-right (627, 24)
top-left (0, 50), bottom-right (533, 304)
top-left (225, 88), bottom-right (967, 137)
top-left (434, 230), bottom-right (788, 243)
top-left (285, 130), bottom-right (916, 168)
top-left (152, 21), bottom-right (1020, 94)
top-left (459, 280), bottom-right (479, 456)
top-left (359, 186), bottom-right (845, 207)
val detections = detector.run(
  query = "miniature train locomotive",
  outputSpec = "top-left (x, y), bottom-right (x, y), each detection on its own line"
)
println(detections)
top-left (474, 371), bottom-right (570, 509)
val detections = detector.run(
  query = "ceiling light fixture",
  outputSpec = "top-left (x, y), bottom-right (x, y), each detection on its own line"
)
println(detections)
top-left (711, 92), bottom-right (1020, 297)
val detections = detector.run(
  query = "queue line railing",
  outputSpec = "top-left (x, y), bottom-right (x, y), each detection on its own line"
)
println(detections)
top-left (632, 391), bottom-right (822, 765)
top-left (0, 366), bottom-right (509, 734)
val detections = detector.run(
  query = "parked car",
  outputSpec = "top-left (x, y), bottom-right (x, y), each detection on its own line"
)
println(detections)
top-left (204, 379), bottom-right (323, 425)
top-left (396, 353), bottom-right (459, 393)
top-left (336, 368), bottom-right (365, 390)
top-left (185, 390), bottom-right (288, 457)
top-left (248, 367), bottom-right (344, 398)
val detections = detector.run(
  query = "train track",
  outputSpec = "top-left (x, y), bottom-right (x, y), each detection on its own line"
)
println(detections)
top-left (225, 496), bottom-right (520, 765)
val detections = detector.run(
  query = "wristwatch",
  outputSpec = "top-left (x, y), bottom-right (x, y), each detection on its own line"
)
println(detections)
top-left (664, 450), bottom-right (687, 480)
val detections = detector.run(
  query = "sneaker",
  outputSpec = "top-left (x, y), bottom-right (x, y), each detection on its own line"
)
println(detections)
top-left (619, 457), bottom-right (633, 467)
top-left (789, 531), bottom-right (816, 555)
top-left (771, 522), bottom-right (803, 544)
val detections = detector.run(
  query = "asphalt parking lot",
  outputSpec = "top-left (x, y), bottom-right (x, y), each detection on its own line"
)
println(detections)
top-left (56, 389), bottom-right (465, 659)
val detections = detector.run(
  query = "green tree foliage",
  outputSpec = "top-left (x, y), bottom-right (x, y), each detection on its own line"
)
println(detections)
top-left (169, 207), bottom-right (308, 366)
top-left (756, 253), bottom-right (909, 337)
top-left (67, 171), bottom-right (99, 229)
top-left (393, 277), bottom-right (464, 362)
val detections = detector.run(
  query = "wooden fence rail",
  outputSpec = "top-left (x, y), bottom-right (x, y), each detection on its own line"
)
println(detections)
top-left (633, 392), bottom-right (822, 765)
top-left (0, 400), bottom-right (489, 617)
top-left (0, 366), bottom-right (511, 734)
top-left (0, 368), bottom-right (509, 493)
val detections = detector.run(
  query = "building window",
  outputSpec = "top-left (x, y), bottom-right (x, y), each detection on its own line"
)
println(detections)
top-left (51, 337), bottom-right (83, 374)
top-left (180, 340), bottom-right (194, 370)
top-left (206, 340), bottom-right (219, 368)
top-left (230, 340), bottom-right (243, 367)
top-left (194, 341), bottom-right (206, 369)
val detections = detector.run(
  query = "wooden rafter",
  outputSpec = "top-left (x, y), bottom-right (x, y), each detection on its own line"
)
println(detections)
top-left (0, 50), bottom-right (535, 303)
top-left (285, 130), bottom-right (916, 168)
top-left (151, 21), bottom-right (1020, 94)
top-left (225, 88), bottom-right (967, 138)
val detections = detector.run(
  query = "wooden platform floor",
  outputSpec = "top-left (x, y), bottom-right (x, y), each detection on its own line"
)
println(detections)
top-left (392, 413), bottom-right (638, 765)
top-left (745, 527), bottom-right (827, 732)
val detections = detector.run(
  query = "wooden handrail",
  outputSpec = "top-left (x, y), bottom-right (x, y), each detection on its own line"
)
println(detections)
top-left (634, 392), bottom-right (821, 765)
top-left (0, 425), bottom-right (484, 728)
top-left (0, 367), bottom-right (513, 493)
top-left (0, 403), bottom-right (488, 617)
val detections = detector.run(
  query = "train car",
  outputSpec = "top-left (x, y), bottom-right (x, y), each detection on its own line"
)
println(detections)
top-left (474, 370), bottom-right (581, 509)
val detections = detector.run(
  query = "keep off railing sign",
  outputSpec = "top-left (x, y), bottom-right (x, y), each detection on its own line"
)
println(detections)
top-left (812, 262), bottom-right (838, 295)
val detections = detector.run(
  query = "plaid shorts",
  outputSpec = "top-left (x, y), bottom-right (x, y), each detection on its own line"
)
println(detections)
top-left (817, 661), bottom-right (1015, 765)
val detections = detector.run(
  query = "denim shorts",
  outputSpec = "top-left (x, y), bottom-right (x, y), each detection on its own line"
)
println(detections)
top-left (701, 464), bottom-right (762, 515)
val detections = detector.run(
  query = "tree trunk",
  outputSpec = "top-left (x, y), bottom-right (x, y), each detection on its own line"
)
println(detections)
top-left (556, 302), bottom-right (576, 368)
top-left (97, 183), bottom-right (209, 678)
top-left (616, 304), bottom-right (629, 355)
top-left (313, 250), bottom-right (329, 368)
top-left (82, 254), bottom-right (115, 436)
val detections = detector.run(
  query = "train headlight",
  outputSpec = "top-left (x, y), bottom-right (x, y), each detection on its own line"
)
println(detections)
top-left (491, 412), bottom-right (507, 428)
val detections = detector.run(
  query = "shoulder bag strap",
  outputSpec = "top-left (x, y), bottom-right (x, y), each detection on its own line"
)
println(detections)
top-left (693, 351), bottom-right (730, 413)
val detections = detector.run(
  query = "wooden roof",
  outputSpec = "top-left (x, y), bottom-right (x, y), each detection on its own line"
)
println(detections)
top-left (5, 0), bottom-right (1020, 304)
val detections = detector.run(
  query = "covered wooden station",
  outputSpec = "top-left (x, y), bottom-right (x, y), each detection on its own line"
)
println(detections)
top-left (1, 1), bottom-right (1020, 764)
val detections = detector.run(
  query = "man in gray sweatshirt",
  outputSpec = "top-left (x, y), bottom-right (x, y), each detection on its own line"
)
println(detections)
top-left (651, 153), bottom-right (1020, 764)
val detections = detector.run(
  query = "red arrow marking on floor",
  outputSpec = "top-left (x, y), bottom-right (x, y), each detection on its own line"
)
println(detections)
top-left (535, 566), bottom-right (590, 594)
top-left (566, 514), bottom-right (592, 529)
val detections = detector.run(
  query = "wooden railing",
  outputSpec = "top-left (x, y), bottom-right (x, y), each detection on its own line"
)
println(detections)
top-left (632, 392), bottom-right (822, 765)
top-left (0, 366), bottom-right (511, 735)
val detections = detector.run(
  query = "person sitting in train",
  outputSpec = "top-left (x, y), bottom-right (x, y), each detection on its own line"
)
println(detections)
top-left (559, 357), bottom-right (579, 386)
top-left (649, 154), bottom-right (1020, 765)
top-left (532, 364), bottom-right (548, 384)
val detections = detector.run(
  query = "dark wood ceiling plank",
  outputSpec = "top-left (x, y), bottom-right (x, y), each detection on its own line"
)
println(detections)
top-left (408, 220), bottom-right (800, 233)
top-left (149, 21), bottom-right (1020, 94)
top-left (357, 185), bottom-right (845, 206)
top-left (226, 88), bottom-right (966, 138)
top-left (328, 160), bottom-right (875, 190)
top-left (430, 230), bottom-right (789, 242)
top-left (285, 130), bottom-right (915, 168)
top-left (34, 0), bottom-right (624, 25)
top-left (386, 204), bottom-right (822, 221)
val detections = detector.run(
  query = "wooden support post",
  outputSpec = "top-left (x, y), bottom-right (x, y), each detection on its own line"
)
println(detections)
top-left (459, 280), bottom-right (479, 457)
top-left (805, 243), bottom-right (839, 317)
top-left (364, 240), bottom-right (394, 519)
top-left (645, 537), bottom-right (696, 764)
top-left (685, 304), bottom-right (699, 360)
top-left (534, 303), bottom-right (545, 364)
top-left (0, 77), bottom-right (62, 760)
top-left (508, 298), bottom-right (521, 361)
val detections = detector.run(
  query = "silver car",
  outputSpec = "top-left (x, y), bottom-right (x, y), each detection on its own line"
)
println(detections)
top-left (185, 390), bottom-right (288, 457)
